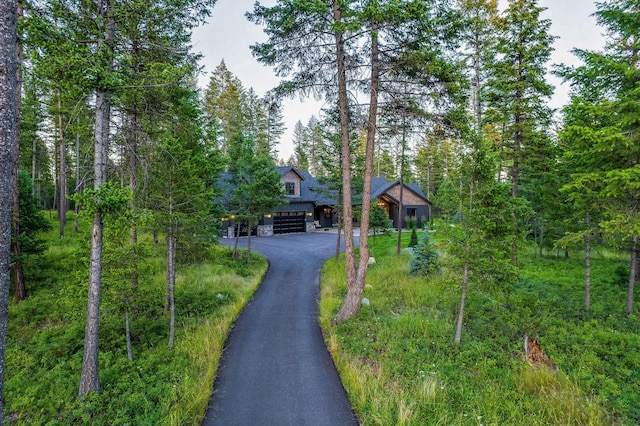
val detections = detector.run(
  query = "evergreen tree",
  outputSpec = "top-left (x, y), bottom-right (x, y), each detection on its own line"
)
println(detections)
top-left (230, 147), bottom-right (285, 263)
top-left (305, 116), bottom-right (325, 176)
top-left (409, 233), bottom-right (440, 276)
top-left (260, 93), bottom-right (286, 160)
top-left (292, 120), bottom-right (309, 170)
top-left (0, 0), bottom-right (19, 418)
top-left (558, 0), bottom-right (640, 315)
top-left (205, 60), bottom-right (246, 156)
top-left (447, 134), bottom-right (525, 344)
top-left (459, 0), bottom-right (499, 129)
top-left (483, 0), bottom-right (555, 198)
top-left (12, 172), bottom-right (52, 300)
top-left (147, 84), bottom-right (222, 349)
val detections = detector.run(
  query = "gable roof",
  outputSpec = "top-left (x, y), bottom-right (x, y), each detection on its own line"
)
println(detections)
top-left (275, 165), bottom-right (306, 181)
top-left (371, 177), bottom-right (431, 205)
top-left (218, 166), bottom-right (430, 208)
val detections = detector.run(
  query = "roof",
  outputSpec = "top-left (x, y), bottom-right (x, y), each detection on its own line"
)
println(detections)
top-left (218, 167), bottom-right (430, 208)
top-left (275, 165), bottom-right (306, 181)
top-left (371, 177), bottom-right (431, 205)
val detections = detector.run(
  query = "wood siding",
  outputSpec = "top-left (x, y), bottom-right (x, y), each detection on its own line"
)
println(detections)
top-left (281, 169), bottom-right (301, 197)
top-left (385, 183), bottom-right (429, 206)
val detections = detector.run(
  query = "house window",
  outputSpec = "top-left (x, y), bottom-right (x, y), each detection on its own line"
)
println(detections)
top-left (406, 208), bottom-right (417, 218)
top-left (285, 182), bottom-right (296, 195)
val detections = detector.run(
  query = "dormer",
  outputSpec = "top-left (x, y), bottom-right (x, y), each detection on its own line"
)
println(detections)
top-left (278, 166), bottom-right (305, 198)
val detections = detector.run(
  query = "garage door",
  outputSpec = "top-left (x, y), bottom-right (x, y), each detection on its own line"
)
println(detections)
top-left (273, 212), bottom-right (306, 234)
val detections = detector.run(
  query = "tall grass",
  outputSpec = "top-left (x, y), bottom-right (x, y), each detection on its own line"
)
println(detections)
top-left (5, 215), bottom-right (266, 425)
top-left (320, 231), bottom-right (636, 425)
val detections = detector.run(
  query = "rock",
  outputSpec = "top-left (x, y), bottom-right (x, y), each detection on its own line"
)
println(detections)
top-left (368, 257), bottom-right (376, 264)
top-left (362, 298), bottom-right (370, 306)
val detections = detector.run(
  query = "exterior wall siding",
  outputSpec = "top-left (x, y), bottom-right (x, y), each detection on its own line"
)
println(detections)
top-left (386, 183), bottom-right (429, 206)
top-left (281, 170), bottom-right (302, 197)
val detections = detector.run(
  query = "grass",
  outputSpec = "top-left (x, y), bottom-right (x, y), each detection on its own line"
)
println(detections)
top-left (320, 230), bottom-right (639, 425)
top-left (5, 213), bottom-right (267, 425)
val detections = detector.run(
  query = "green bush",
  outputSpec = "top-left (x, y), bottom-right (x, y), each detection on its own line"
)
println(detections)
top-left (409, 233), bottom-right (440, 275)
top-left (409, 228), bottom-right (418, 247)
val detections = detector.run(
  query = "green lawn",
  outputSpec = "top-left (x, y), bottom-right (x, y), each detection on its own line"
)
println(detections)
top-left (5, 215), bottom-right (266, 425)
top-left (320, 231), bottom-right (639, 425)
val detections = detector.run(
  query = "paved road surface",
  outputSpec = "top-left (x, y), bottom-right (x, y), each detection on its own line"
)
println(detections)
top-left (202, 232), bottom-right (359, 426)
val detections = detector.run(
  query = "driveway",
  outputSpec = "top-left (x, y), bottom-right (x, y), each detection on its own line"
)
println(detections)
top-left (202, 232), bottom-right (359, 425)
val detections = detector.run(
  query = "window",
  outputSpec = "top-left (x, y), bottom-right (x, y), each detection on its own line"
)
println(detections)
top-left (406, 208), bottom-right (417, 218)
top-left (285, 182), bottom-right (296, 195)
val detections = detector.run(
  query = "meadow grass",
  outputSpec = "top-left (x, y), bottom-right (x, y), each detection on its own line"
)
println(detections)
top-left (320, 231), bottom-right (638, 425)
top-left (5, 215), bottom-right (266, 425)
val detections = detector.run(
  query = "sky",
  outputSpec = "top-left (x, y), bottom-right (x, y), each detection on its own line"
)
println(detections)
top-left (191, 0), bottom-right (607, 161)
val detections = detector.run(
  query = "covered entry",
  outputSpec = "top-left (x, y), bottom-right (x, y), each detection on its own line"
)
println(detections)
top-left (273, 211), bottom-right (306, 234)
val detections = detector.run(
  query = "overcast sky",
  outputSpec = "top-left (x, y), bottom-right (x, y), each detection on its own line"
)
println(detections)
top-left (191, 0), bottom-right (606, 161)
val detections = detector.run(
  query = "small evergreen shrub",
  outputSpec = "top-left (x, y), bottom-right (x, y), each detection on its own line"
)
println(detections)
top-left (409, 233), bottom-right (440, 275)
top-left (409, 228), bottom-right (418, 247)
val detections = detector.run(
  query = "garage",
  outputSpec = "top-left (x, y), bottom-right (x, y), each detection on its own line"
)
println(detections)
top-left (273, 211), bottom-right (306, 234)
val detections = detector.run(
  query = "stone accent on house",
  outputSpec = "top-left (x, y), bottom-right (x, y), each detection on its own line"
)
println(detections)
top-left (227, 226), bottom-right (235, 239)
top-left (306, 222), bottom-right (316, 233)
top-left (258, 224), bottom-right (274, 237)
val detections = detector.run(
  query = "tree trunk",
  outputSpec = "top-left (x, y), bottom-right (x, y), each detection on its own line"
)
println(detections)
top-left (627, 236), bottom-right (638, 316)
top-left (57, 90), bottom-right (67, 238)
top-left (334, 209), bottom-right (341, 261)
top-left (12, 3), bottom-right (25, 302)
top-left (347, 17), bottom-right (379, 320)
top-left (31, 134), bottom-right (37, 197)
top-left (79, 211), bottom-right (104, 396)
top-left (233, 219), bottom-right (241, 260)
top-left (539, 215), bottom-right (544, 257)
top-left (396, 175), bottom-right (405, 254)
top-left (74, 122), bottom-right (81, 234)
top-left (0, 1), bottom-right (19, 419)
top-left (125, 311), bottom-right (133, 362)
top-left (246, 219), bottom-right (253, 264)
top-left (167, 221), bottom-right (176, 349)
top-left (331, 1), bottom-right (357, 323)
top-left (455, 260), bottom-right (469, 344)
top-left (165, 199), bottom-right (173, 313)
top-left (79, 0), bottom-right (114, 395)
top-left (473, 25), bottom-right (482, 129)
top-left (396, 91), bottom-right (408, 255)
top-left (584, 213), bottom-right (591, 311)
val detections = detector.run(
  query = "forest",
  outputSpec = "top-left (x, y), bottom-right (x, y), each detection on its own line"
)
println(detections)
top-left (0, 0), bottom-right (638, 424)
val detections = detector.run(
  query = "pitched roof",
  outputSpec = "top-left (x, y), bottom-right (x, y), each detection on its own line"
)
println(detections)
top-left (371, 177), bottom-right (431, 205)
top-left (275, 165), bottom-right (306, 181)
top-left (219, 167), bottom-right (430, 207)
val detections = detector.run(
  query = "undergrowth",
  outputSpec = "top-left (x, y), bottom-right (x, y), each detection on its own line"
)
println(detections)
top-left (320, 231), bottom-right (639, 425)
top-left (5, 214), bottom-right (266, 425)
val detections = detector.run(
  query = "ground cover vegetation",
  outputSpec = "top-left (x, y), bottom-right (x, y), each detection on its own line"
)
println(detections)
top-left (320, 230), bottom-right (640, 425)
top-left (5, 215), bottom-right (266, 424)
top-left (1, 0), bottom-right (639, 422)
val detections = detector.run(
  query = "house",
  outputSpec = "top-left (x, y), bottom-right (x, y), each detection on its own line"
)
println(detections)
top-left (371, 177), bottom-right (432, 229)
top-left (221, 166), bottom-right (431, 236)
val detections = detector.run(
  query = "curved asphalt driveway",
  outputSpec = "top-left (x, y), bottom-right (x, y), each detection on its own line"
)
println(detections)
top-left (202, 232), bottom-right (359, 426)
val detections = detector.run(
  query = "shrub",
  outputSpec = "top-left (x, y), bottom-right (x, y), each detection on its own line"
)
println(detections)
top-left (409, 228), bottom-right (418, 247)
top-left (409, 233), bottom-right (440, 275)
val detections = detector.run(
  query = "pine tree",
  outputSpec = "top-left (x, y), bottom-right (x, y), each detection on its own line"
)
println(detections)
top-left (205, 60), bottom-right (246, 156)
top-left (484, 0), bottom-right (555, 198)
top-left (0, 0), bottom-right (19, 419)
top-left (292, 120), bottom-right (309, 169)
top-left (558, 0), bottom-right (640, 315)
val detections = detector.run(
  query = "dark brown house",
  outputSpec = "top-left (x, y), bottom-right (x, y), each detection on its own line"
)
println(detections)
top-left (222, 166), bottom-right (431, 236)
